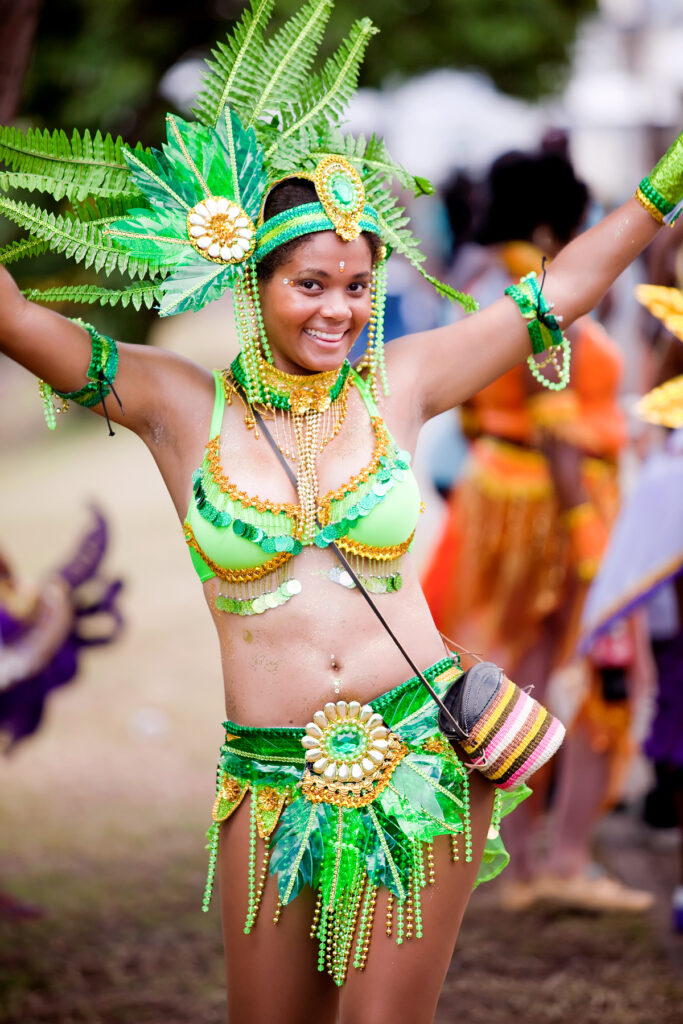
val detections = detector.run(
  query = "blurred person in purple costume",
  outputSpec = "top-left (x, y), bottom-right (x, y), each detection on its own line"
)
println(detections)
top-left (0, 509), bottom-right (123, 919)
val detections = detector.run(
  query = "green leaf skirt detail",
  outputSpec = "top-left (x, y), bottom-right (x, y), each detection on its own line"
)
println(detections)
top-left (203, 656), bottom-right (529, 986)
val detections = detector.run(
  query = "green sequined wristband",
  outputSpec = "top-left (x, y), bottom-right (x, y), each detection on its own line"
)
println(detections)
top-left (39, 319), bottom-right (121, 433)
top-left (504, 270), bottom-right (571, 392)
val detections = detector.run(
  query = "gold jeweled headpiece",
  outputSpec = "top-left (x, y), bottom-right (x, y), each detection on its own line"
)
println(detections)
top-left (0, 0), bottom-right (476, 400)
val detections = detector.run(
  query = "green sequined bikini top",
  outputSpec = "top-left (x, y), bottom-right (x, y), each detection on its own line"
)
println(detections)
top-left (183, 368), bottom-right (421, 615)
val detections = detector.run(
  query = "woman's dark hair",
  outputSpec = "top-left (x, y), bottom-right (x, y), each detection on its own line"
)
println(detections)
top-left (474, 150), bottom-right (589, 248)
top-left (256, 178), bottom-right (381, 280)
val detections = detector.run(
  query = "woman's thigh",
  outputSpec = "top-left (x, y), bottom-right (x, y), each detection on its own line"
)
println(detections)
top-left (218, 802), bottom-right (338, 1024)
top-left (339, 772), bottom-right (496, 1024)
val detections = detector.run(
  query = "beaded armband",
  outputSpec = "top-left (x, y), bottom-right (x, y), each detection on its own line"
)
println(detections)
top-left (39, 319), bottom-right (121, 434)
top-left (635, 132), bottom-right (683, 227)
top-left (504, 270), bottom-right (570, 391)
top-left (634, 177), bottom-right (681, 226)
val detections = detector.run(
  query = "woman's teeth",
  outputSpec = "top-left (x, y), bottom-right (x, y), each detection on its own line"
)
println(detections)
top-left (304, 328), bottom-right (346, 342)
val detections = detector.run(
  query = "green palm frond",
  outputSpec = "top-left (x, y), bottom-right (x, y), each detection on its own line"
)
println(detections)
top-left (357, 135), bottom-right (433, 197)
top-left (21, 281), bottom-right (162, 311)
top-left (244, 0), bottom-right (333, 128)
top-left (265, 18), bottom-right (378, 163)
top-left (0, 194), bottom-right (158, 279)
top-left (192, 0), bottom-right (275, 128)
top-left (68, 194), bottom-right (147, 224)
top-left (377, 197), bottom-right (476, 310)
top-left (365, 173), bottom-right (476, 311)
top-left (0, 168), bottom-right (142, 203)
top-left (305, 132), bottom-right (432, 197)
top-left (0, 126), bottom-right (143, 201)
top-left (0, 235), bottom-right (51, 266)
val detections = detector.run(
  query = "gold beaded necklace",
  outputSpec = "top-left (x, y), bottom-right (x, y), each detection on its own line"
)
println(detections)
top-left (227, 355), bottom-right (352, 543)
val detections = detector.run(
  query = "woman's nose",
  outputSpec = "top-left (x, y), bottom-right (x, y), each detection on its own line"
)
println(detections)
top-left (321, 288), bottom-right (351, 318)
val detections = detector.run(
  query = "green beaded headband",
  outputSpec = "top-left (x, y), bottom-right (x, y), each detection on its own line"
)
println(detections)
top-left (255, 201), bottom-right (381, 261)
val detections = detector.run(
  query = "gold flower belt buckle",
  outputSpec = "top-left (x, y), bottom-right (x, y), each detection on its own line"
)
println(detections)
top-left (300, 699), bottom-right (408, 809)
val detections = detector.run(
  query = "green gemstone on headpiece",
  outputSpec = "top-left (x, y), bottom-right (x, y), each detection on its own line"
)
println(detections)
top-left (330, 173), bottom-right (357, 208)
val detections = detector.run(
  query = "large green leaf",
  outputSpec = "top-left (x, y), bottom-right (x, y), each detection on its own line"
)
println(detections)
top-left (244, 0), bottom-right (333, 128)
top-left (0, 194), bottom-right (157, 279)
top-left (0, 235), bottom-right (50, 266)
top-left (361, 804), bottom-right (409, 897)
top-left (21, 281), bottom-right (163, 311)
top-left (161, 116), bottom-right (231, 203)
top-left (155, 251), bottom-right (232, 316)
top-left (270, 799), bottom-right (332, 903)
top-left (265, 18), bottom-right (377, 160)
top-left (192, 0), bottom-right (275, 128)
top-left (121, 146), bottom-right (198, 214)
top-left (0, 125), bottom-right (143, 200)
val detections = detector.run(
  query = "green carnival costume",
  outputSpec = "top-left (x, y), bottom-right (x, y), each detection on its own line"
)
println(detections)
top-left (206, 656), bottom-right (527, 986)
top-left (2, 0), bottom-right (683, 988)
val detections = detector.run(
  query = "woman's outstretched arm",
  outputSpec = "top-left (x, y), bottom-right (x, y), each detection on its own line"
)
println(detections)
top-left (392, 196), bottom-right (661, 421)
top-left (0, 264), bottom-right (211, 444)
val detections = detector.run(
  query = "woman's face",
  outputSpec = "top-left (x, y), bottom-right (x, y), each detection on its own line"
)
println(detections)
top-left (258, 230), bottom-right (373, 375)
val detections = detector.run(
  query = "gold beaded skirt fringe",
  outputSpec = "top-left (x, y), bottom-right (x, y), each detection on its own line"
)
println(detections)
top-left (202, 656), bottom-right (527, 987)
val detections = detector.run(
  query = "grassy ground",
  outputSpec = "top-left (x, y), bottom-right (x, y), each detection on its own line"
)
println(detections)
top-left (1, 357), bottom-right (682, 1022)
top-left (2, 859), bottom-right (681, 1024)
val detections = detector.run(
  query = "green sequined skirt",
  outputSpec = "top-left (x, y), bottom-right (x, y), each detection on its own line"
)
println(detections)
top-left (203, 655), bottom-right (528, 986)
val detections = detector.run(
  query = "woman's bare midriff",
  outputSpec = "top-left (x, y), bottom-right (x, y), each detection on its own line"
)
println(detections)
top-left (204, 547), bottom-right (449, 727)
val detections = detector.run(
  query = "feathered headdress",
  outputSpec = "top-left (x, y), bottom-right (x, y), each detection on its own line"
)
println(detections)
top-left (0, 0), bottom-right (474, 396)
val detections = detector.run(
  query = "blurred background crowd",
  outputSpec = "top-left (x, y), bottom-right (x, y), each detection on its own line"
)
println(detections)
top-left (1, 1), bottom-right (683, 1021)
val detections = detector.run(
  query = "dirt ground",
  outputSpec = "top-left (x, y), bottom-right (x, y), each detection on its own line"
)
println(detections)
top-left (1, 356), bottom-right (682, 1023)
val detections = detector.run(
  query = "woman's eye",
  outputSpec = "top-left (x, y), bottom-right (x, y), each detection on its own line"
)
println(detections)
top-left (348, 281), bottom-right (367, 293)
top-left (299, 279), bottom-right (320, 291)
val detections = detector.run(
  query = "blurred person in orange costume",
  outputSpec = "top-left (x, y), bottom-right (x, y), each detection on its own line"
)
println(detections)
top-left (422, 144), bottom-right (653, 912)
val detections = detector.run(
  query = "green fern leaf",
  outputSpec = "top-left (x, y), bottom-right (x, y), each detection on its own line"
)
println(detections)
top-left (0, 235), bottom-right (50, 266)
top-left (421, 272), bottom-right (477, 310)
top-left (21, 281), bottom-right (162, 311)
top-left (266, 18), bottom-right (378, 160)
top-left (245, 0), bottom-right (333, 128)
top-left (0, 126), bottom-right (144, 200)
top-left (68, 194), bottom-right (145, 224)
top-left (376, 199), bottom-right (476, 311)
top-left (0, 168), bottom-right (142, 203)
top-left (192, 0), bottom-right (275, 128)
top-left (0, 194), bottom-right (158, 279)
top-left (357, 135), bottom-right (421, 194)
top-left (412, 176), bottom-right (435, 197)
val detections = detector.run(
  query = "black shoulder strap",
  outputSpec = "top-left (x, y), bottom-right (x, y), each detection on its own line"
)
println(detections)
top-left (247, 397), bottom-right (466, 738)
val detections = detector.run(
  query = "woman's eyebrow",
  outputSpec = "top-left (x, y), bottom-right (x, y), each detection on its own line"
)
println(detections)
top-left (295, 267), bottom-right (372, 279)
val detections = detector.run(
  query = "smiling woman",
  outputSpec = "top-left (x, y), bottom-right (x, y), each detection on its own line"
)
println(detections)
top-left (259, 237), bottom-right (373, 373)
top-left (0, 0), bottom-right (682, 1021)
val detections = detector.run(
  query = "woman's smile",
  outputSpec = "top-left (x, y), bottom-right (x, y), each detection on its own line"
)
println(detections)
top-left (259, 230), bottom-right (373, 375)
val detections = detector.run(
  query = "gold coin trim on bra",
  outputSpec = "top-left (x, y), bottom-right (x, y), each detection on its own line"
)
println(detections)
top-left (184, 521), bottom-right (294, 583)
top-left (334, 531), bottom-right (415, 561)
top-left (204, 437), bottom-right (301, 518)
